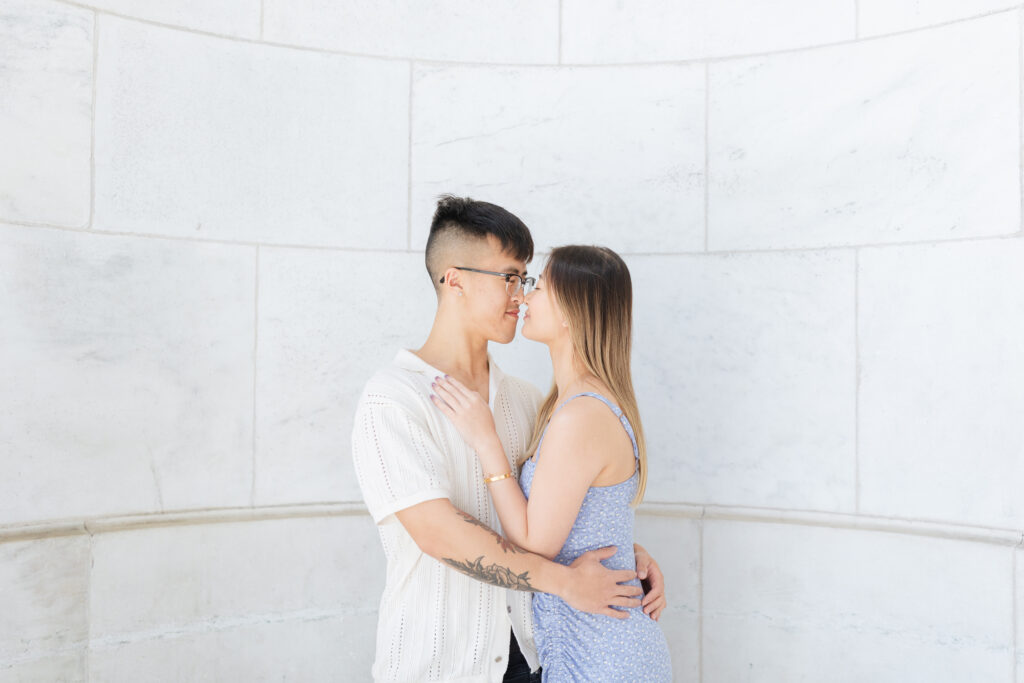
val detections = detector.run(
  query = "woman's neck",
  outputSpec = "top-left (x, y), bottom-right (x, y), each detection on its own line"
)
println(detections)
top-left (548, 336), bottom-right (601, 400)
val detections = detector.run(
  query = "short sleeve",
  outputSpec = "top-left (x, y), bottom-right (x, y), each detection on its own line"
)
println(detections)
top-left (352, 394), bottom-right (451, 524)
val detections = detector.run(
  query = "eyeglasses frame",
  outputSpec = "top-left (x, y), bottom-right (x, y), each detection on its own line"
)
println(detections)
top-left (438, 266), bottom-right (536, 297)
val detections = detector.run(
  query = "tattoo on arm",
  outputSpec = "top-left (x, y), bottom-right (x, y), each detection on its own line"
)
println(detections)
top-left (442, 556), bottom-right (539, 592)
top-left (455, 510), bottom-right (526, 555)
top-left (441, 511), bottom-right (537, 590)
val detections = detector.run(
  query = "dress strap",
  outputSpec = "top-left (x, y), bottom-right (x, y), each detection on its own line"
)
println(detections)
top-left (535, 392), bottom-right (639, 461)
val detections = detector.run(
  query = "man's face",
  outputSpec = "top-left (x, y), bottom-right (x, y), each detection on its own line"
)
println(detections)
top-left (457, 235), bottom-right (528, 345)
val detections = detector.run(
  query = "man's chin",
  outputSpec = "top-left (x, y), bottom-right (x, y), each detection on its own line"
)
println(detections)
top-left (491, 328), bottom-right (517, 345)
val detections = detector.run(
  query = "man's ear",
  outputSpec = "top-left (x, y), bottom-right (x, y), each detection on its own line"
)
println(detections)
top-left (441, 267), bottom-right (465, 297)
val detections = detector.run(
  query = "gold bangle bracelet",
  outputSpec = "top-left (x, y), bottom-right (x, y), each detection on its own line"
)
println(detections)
top-left (483, 472), bottom-right (513, 484)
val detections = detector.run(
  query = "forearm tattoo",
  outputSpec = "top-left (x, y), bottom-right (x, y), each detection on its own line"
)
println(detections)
top-left (455, 510), bottom-right (526, 555)
top-left (441, 511), bottom-right (537, 591)
top-left (442, 555), bottom-right (539, 592)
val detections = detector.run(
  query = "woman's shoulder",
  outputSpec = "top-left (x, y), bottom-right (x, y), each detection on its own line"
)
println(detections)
top-left (544, 393), bottom-right (628, 447)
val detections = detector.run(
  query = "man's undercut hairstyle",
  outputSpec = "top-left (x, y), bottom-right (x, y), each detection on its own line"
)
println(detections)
top-left (425, 195), bottom-right (534, 291)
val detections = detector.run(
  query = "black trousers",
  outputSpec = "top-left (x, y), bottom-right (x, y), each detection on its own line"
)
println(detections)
top-left (503, 629), bottom-right (542, 683)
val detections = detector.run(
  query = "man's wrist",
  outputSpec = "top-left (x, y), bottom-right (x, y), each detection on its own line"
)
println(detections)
top-left (534, 555), bottom-right (568, 597)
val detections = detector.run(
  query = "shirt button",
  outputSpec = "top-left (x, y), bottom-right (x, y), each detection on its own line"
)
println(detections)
top-left (495, 656), bottom-right (503, 663)
top-left (507, 606), bottom-right (512, 613)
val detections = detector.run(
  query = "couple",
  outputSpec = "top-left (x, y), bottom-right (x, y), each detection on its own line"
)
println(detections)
top-left (352, 196), bottom-right (672, 682)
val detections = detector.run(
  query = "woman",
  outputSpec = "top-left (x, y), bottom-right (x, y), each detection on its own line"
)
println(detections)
top-left (430, 245), bottom-right (672, 682)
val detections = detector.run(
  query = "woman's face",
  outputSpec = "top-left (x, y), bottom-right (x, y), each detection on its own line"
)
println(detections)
top-left (521, 271), bottom-right (565, 343)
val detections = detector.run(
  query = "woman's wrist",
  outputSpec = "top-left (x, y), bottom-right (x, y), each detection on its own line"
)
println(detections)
top-left (475, 437), bottom-right (510, 472)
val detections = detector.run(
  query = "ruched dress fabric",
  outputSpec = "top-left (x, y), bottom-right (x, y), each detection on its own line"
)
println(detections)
top-left (519, 392), bottom-right (672, 682)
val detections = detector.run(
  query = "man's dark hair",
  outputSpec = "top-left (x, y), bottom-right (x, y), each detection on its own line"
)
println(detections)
top-left (425, 195), bottom-right (534, 290)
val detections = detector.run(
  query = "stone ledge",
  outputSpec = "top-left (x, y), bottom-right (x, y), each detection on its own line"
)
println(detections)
top-left (3, 501), bottom-right (1022, 548)
top-left (0, 503), bottom-right (365, 543)
top-left (643, 502), bottom-right (1024, 547)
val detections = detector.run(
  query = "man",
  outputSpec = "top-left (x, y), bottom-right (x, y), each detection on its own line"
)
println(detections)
top-left (352, 196), bottom-right (666, 682)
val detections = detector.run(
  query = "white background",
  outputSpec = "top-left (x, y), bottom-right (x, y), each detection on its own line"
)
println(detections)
top-left (2, 0), bottom-right (1022, 680)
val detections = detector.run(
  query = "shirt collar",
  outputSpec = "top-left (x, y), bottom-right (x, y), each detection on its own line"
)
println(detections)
top-left (394, 349), bottom-right (505, 405)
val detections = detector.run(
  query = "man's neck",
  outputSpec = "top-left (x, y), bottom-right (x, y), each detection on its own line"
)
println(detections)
top-left (413, 309), bottom-right (491, 402)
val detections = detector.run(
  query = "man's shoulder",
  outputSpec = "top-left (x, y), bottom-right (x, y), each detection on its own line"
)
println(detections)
top-left (498, 372), bottom-right (545, 410)
top-left (501, 372), bottom-right (542, 395)
top-left (357, 362), bottom-right (428, 410)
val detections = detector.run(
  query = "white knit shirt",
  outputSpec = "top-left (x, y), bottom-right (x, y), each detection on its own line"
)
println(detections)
top-left (352, 349), bottom-right (543, 683)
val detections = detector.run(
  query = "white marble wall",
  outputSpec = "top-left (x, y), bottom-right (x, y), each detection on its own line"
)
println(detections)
top-left (2, 0), bottom-right (1023, 680)
top-left (87, 514), bottom-right (382, 680)
top-left (703, 521), bottom-right (1015, 681)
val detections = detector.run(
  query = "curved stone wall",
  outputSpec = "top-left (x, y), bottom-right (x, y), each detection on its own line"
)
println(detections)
top-left (2, 0), bottom-right (1022, 680)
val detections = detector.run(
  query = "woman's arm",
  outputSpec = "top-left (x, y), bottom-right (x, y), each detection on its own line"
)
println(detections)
top-left (505, 404), bottom-right (606, 556)
top-left (431, 376), bottom-right (606, 558)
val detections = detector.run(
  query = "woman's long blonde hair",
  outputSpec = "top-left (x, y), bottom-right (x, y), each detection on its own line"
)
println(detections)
top-left (523, 245), bottom-right (648, 506)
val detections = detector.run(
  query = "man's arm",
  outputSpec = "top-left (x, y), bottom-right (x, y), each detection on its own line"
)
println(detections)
top-left (634, 542), bottom-right (667, 620)
top-left (396, 498), bottom-right (642, 619)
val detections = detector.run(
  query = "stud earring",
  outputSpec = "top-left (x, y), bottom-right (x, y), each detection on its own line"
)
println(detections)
top-left (457, 291), bottom-right (463, 297)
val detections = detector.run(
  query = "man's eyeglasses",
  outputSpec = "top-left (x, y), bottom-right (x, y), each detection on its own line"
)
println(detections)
top-left (439, 267), bottom-right (536, 297)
